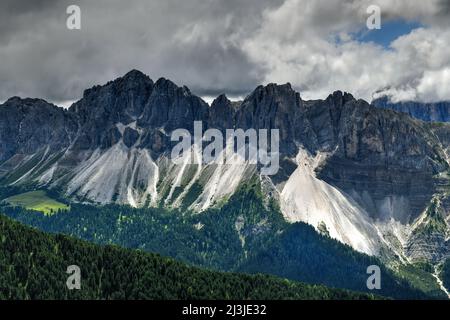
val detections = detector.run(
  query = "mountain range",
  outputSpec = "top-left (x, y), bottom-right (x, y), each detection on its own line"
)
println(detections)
top-left (1, 69), bottom-right (450, 299)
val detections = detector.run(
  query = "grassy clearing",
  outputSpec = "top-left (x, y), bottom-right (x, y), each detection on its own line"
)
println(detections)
top-left (3, 190), bottom-right (69, 216)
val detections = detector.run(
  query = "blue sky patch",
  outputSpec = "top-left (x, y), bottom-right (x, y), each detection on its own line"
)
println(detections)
top-left (354, 19), bottom-right (423, 48)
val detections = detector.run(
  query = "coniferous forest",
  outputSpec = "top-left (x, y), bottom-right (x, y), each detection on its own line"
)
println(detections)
top-left (0, 214), bottom-right (377, 300)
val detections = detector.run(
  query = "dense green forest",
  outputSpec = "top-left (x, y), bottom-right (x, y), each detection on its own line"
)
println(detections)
top-left (0, 184), bottom-right (438, 299)
top-left (238, 223), bottom-right (438, 299)
top-left (0, 214), bottom-right (377, 300)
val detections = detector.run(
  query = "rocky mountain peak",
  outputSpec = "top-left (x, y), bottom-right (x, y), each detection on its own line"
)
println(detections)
top-left (135, 76), bottom-right (209, 133)
top-left (0, 96), bottom-right (78, 161)
top-left (3, 96), bottom-right (30, 105)
top-left (152, 77), bottom-right (193, 98)
top-left (233, 82), bottom-right (303, 155)
top-left (209, 94), bottom-right (235, 130)
top-left (122, 68), bottom-right (151, 81)
top-left (67, 71), bottom-right (154, 150)
top-left (326, 90), bottom-right (355, 107)
top-left (153, 77), bottom-right (179, 93)
top-left (76, 70), bottom-right (154, 107)
top-left (250, 82), bottom-right (297, 101)
top-left (69, 80), bottom-right (152, 129)
top-left (2, 96), bottom-right (60, 110)
top-left (212, 93), bottom-right (230, 105)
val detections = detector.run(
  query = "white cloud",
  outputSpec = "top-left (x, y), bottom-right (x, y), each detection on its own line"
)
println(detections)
top-left (417, 68), bottom-right (450, 102)
top-left (241, 0), bottom-right (450, 102)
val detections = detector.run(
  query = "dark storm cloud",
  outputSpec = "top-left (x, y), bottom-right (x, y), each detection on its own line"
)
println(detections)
top-left (0, 0), bottom-right (59, 13)
top-left (0, 0), bottom-right (282, 104)
top-left (0, 0), bottom-right (65, 41)
top-left (437, 0), bottom-right (450, 15)
top-left (1, 0), bottom-right (450, 104)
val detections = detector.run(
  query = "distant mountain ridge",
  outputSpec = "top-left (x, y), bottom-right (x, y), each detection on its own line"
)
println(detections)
top-left (372, 95), bottom-right (450, 122)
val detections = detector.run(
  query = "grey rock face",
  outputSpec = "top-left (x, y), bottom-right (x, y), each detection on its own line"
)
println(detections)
top-left (0, 97), bottom-right (78, 162)
top-left (306, 94), bottom-right (447, 222)
top-left (101, 127), bottom-right (122, 149)
top-left (137, 77), bottom-right (209, 133)
top-left (65, 70), bottom-right (210, 153)
top-left (208, 94), bottom-right (238, 131)
top-left (405, 197), bottom-right (450, 263)
top-left (123, 127), bottom-right (139, 148)
top-left (406, 232), bottom-right (450, 263)
top-left (302, 91), bottom-right (355, 151)
top-left (69, 69), bottom-right (154, 150)
top-left (235, 83), bottom-right (305, 155)
top-left (372, 96), bottom-right (450, 122)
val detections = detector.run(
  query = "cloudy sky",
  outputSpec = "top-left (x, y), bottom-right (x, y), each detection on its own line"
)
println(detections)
top-left (1, 0), bottom-right (450, 106)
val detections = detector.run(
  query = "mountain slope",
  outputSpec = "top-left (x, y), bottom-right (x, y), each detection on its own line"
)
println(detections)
top-left (0, 214), bottom-right (375, 300)
top-left (1, 184), bottom-right (439, 299)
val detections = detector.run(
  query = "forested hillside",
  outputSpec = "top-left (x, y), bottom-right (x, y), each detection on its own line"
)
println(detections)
top-left (0, 184), bottom-right (435, 299)
top-left (0, 214), bottom-right (375, 300)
